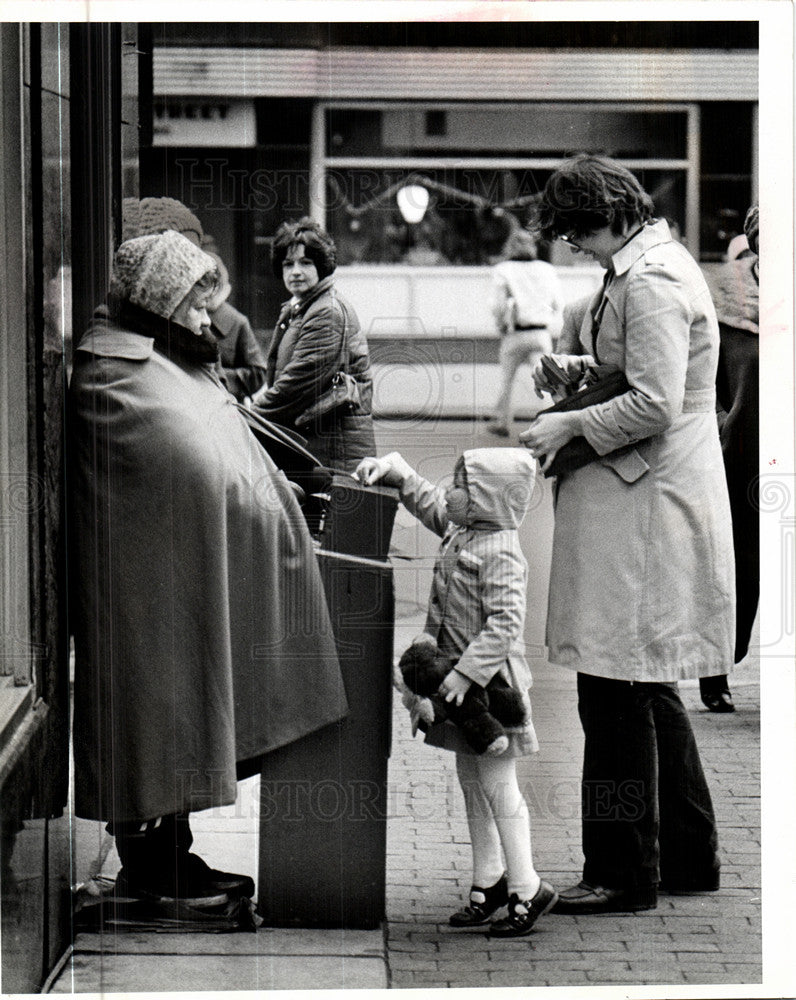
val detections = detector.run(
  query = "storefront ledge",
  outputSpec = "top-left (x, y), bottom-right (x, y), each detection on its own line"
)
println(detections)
top-left (49, 941), bottom-right (388, 993)
top-left (70, 926), bottom-right (385, 956)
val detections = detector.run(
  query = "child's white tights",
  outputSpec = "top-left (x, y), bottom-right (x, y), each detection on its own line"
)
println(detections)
top-left (456, 753), bottom-right (540, 901)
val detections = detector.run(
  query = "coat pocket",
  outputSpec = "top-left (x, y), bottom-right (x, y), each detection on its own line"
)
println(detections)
top-left (600, 446), bottom-right (650, 484)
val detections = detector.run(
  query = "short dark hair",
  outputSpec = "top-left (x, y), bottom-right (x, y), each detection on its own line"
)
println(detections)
top-left (534, 154), bottom-right (655, 243)
top-left (271, 217), bottom-right (337, 279)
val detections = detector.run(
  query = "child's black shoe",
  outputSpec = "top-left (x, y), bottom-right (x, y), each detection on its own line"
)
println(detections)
top-left (488, 881), bottom-right (558, 936)
top-left (449, 873), bottom-right (508, 927)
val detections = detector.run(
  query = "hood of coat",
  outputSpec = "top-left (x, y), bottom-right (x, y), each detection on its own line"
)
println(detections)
top-left (460, 448), bottom-right (537, 530)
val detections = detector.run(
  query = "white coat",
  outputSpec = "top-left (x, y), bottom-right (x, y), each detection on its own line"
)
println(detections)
top-left (546, 219), bottom-right (735, 682)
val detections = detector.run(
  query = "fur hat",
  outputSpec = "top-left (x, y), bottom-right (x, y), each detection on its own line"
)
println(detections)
top-left (110, 230), bottom-right (218, 319)
top-left (121, 197), bottom-right (204, 246)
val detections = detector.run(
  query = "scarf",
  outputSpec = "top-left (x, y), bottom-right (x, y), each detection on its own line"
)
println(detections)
top-left (112, 297), bottom-right (220, 364)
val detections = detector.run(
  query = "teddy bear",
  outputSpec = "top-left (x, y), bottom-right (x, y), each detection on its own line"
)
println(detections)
top-left (398, 638), bottom-right (527, 756)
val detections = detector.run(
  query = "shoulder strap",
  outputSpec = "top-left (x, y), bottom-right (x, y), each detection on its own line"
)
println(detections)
top-left (331, 289), bottom-right (350, 374)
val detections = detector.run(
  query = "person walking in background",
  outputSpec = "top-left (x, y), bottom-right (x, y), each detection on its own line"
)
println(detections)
top-left (522, 154), bottom-right (734, 914)
top-left (69, 230), bottom-right (347, 907)
top-left (555, 294), bottom-right (591, 355)
top-left (699, 204), bottom-right (760, 713)
top-left (356, 447), bottom-right (558, 937)
top-left (251, 218), bottom-right (376, 472)
top-left (205, 252), bottom-right (268, 402)
top-left (486, 227), bottom-right (562, 438)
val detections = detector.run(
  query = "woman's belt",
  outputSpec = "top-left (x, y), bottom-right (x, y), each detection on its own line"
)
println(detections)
top-left (513, 323), bottom-right (547, 331)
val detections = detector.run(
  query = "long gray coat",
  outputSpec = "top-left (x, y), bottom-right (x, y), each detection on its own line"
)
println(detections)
top-left (547, 220), bottom-right (735, 682)
top-left (69, 311), bottom-right (348, 823)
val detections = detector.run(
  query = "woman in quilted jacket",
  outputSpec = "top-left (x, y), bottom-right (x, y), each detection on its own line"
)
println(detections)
top-left (251, 218), bottom-right (376, 471)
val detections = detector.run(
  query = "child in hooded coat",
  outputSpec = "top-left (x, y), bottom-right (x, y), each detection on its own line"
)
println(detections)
top-left (356, 447), bottom-right (558, 936)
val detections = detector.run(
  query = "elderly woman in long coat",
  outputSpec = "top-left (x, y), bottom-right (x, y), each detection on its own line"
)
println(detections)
top-left (69, 230), bottom-right (347, 906)
top-left (522, 155), bottom-right (735, 915)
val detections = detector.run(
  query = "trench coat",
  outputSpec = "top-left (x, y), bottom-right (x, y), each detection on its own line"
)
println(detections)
top-left (69, 309), bottom-right (348, 823)
top-left (253, 276), bottom-right (376, 472)
top-left (546, 220), bottom-right (735, 682)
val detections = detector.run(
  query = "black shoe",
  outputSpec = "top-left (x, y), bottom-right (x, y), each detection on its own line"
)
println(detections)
top-left (182, 853), bottom-right (255, 898)
top-left (659, 872), bottom-right (720, 895)
top-left (450, 873), bottom-right (508, 927)
top-left (488, 882), bottom-right (559, 937)
top-left (700, 675), bottom-right (734, 712)
top-left (115, 855), bottom-right (254, 909)
top-left (701, 690), bottom-right (735, 713)
top-left (114, 867), bottom-right (229, 909)
top-left (550, 881), bottom-right (657, 915)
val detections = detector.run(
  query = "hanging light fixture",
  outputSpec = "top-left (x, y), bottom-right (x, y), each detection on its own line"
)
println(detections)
top-left (396, 184), bottom-right (430, 224)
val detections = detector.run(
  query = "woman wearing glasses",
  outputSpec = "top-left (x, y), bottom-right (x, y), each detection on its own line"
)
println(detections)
top-left (521, 155), bottom-right (734, 915)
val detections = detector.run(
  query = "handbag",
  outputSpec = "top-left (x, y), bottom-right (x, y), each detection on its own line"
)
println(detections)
top-left (294, 296), bottom-right (362, 428)
top-left (537, 364), bottom-right (636, 478)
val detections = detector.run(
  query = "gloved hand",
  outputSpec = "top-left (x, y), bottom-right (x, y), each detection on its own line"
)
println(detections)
top-left (354, 451), bottom-right (414, 488)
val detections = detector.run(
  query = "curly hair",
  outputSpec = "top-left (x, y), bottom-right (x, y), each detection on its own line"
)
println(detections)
top-left (271, 217), bottom-right (337, 279)
top-left (534, 154), bottom-right (655, 243)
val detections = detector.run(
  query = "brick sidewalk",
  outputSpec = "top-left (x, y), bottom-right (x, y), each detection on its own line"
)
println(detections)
top-left (385, 660), bottom-right (761, 989)
top-left (380, 419), bottom-right (761, 990)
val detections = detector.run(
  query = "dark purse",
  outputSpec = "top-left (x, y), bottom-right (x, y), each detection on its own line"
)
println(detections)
top-left (295, 296), bottom-right (362, 428)
top-left (537, 364), bottom-right (634, 478)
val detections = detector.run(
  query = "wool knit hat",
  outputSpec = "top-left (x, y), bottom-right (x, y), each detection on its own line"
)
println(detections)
top-left (121, 197), bottom-right (204, 246)
top-left (110, 230), bottom-right (218, 320)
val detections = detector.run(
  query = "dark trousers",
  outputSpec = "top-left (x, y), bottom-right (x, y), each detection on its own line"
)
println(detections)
top-left (717, 323), bottom-right (760, 663)
top-left (577, 673), bottom-right (720, 891)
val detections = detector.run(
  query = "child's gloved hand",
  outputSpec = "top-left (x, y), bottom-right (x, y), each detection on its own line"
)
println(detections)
top-left (439, 668), bottom-right (472, 708)
top-left (354, 452), bottom-right (412, 487)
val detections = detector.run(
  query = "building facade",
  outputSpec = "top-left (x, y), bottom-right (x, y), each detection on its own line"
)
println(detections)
top-left (146, 22), bottom-right (758, 336)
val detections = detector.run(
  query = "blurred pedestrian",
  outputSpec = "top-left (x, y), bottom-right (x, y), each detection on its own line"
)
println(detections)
top-left (699, 204), bottom-right (760, 712)
top-left (356, 447), bottom-right (558, 937)
top-left (555, 294), bottom-right (591, 355)
top-left (486, 228), bottom-right (562, 437)
top-left (251, 218), bottom-right (376, 472)
top-left (69, 230), bottom-right (347, 906)
top-left (522, 154), bottom-right (733, 913)
top-left (205, 252), bottom-right (268, 401)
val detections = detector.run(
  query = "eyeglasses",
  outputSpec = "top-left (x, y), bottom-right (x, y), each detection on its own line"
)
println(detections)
top-left (558, 232), bottom-right (584, 250)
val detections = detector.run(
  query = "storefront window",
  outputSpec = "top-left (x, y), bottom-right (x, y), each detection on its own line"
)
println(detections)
top-left (327, 167), bottom-right (544, 266)
top-left (323, 102), bottom-right (695, 264)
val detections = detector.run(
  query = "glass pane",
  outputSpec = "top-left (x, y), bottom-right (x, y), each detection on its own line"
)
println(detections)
top-left (700, 177), bottom-right (754, 261)
top-left (327, 165), bottom-right (688, 265)
top-left (328, 167), bottom-right (548, 266)
top-left (40, 24), bottom-right (72, 369)
top-left (327, 106), bottom-right (688, 159)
